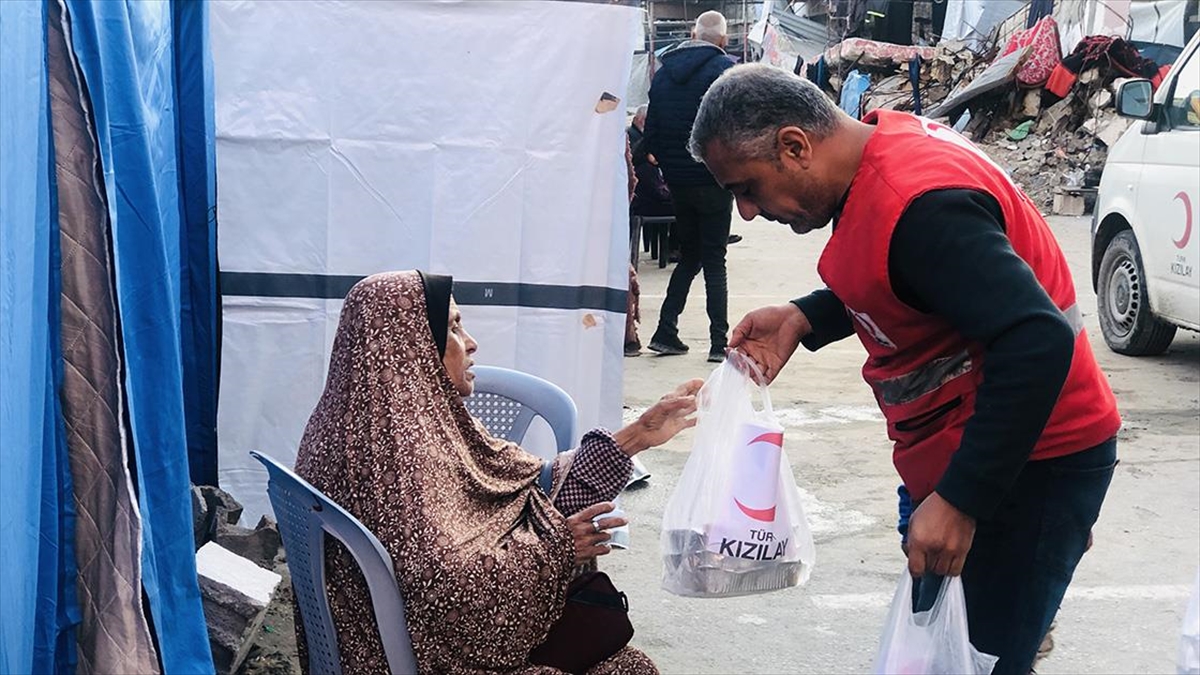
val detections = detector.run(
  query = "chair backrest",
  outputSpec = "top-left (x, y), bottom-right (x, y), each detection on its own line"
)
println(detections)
top-left (464, 366), bottom-right (578, 452)
top-left (251, 451), bottom-right (418, 675)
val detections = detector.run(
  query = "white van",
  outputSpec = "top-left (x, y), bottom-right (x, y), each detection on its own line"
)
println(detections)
top-left (1092, 31), bottom-right (1200, 355)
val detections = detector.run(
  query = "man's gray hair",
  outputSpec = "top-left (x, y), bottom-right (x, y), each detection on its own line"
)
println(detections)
top-left (689, 63), bottom-right (842, 163)
top-left (693, 10), bottom-right (727, 44)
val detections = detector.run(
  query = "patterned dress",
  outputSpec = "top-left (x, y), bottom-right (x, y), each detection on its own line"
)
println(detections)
top-left (294, 271), bottom-right (656, 674)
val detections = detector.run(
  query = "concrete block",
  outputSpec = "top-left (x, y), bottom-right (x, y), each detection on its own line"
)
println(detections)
top-left (197, 542), bottom-right (282, 675)
top-left (199, 485), bottom-right (244, 529)
top-left (1053, 189), bottom-right (1086, 216)
top-left (212, 515), bottom-right (283, 570)
top-left (191, 485), bottom-right (210, 550)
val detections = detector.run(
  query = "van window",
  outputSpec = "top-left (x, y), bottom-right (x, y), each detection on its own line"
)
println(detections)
top-left (1168, 46), bottom-right (1200, 129)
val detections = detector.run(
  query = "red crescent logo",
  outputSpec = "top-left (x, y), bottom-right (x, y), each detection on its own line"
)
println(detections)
top-left (748, 432), bottom-right (784, 447)
top-left (734, 498), bottom-right (777, 522)
top-left (1174, 191), bottom-right (1193, 250)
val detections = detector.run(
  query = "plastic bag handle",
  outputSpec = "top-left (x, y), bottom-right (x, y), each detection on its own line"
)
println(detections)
top-left (725, 348), bottom-right (775, 418)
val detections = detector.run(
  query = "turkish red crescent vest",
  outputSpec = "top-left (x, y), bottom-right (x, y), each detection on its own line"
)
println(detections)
top-left (818, 110), bottom-right (1121, 502)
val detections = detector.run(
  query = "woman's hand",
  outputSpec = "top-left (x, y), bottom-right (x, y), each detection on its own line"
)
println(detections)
top-left (566, 502), bottom-right (627, 565)
top-left (613, 378), bottom-right (704, 456)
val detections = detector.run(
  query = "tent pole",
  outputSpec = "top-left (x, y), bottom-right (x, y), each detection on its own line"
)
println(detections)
top-left (647, 0), bottom-right (656, 78)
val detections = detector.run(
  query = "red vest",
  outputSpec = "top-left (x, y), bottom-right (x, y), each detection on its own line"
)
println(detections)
top-left (818, 110), bottom-right (1121, 501)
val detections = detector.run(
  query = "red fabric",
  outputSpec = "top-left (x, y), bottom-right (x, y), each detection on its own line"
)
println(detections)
top-left (1001, 16), bottom-right (1062, 87)
top-left (1152, 64), bottom-right (1172, 90)
top-left (816, 111), bottom-right (1122, 501)
top-left (1046, 62), bottom-right (1077, 97)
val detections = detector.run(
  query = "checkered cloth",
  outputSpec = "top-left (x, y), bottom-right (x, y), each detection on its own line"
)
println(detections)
top-left (552, 429), bottom-right (633, 517)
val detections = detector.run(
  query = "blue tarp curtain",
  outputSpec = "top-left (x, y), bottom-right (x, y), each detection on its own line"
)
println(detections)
top-left (0, 3), bottom-right (79, 673)
top-left (1, 0), bottom-right (218, 672)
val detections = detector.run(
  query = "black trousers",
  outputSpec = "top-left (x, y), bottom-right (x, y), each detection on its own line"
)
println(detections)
top-left (653, 183), bottom-right (733, 350)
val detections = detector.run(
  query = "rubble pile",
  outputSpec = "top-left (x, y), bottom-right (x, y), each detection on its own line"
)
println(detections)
top-left (821, 32), bottom-right (1164, 214)
top-left (191, 486), bottom-right (296, 675)
top-left (955, 69), bottom-right (1130, 211)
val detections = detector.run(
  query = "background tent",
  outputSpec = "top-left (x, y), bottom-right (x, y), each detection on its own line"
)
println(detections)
top-left (0, 0), bottom-right (217, 672)
top-left (212, 0), bottom-right (644, 523)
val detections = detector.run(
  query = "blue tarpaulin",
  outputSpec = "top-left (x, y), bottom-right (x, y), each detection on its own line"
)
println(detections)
top-left (0, 2), bottom-right (80, 673)
top-left (61, 1), bottom-right (215, 672)
top-left (173, 0), bottom-right (221, 488)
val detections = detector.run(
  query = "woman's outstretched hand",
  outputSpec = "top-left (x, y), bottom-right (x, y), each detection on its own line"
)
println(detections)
top-left (613, 378), bottom-right (704, 456)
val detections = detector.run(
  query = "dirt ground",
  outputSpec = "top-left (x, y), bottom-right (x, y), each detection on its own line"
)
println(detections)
top-left (240, 210), bottom-right (1199, 674)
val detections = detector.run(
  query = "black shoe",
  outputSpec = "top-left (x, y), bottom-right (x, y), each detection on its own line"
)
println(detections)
top-left (707, 348), bottom-right (726, 363)
top-left (648, 335), bottom-right (689, 355)
top-left (727, 234), bottom-right (743, 244)
top-left (624, 342), bottom-right (642, 357)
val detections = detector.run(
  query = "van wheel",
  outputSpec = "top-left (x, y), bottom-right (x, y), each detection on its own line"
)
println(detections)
top-left (1097, 230), bottom-right (1176, 355)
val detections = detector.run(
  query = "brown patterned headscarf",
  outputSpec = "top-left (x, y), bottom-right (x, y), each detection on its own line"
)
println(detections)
top-left (294, 271), bottom-right (573, 673)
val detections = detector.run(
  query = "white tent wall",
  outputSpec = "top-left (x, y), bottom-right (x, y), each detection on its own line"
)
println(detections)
top-left (212, 0), bottom-right (642, 522)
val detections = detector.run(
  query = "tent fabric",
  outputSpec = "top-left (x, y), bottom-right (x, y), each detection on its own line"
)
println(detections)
top-left (212, 0), bottom-right (642, 523)
top-left (0, 2), bottom-right (81, 673)
top-left (172, 0), bottom-right (221, 488)
top-left (60, 1), bottom-right (214, 672)
top-left (47, 0), bottom-right (161, 670)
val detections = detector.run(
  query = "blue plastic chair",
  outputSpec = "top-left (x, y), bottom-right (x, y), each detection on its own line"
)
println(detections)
top-left (251, 451), bottom-right (418, 675)
top-left (464, 366), bottom-right (578, 453)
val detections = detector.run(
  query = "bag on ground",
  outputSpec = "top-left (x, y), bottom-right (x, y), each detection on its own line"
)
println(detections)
top-left (873, 572), bottom-right (998, 675)
top-left (660, 351), bottom-right (815, 598)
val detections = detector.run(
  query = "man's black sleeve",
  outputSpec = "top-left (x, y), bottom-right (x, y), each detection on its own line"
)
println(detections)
top-left (889, 189), bottom-right (1076, 521)
top-left (790, 289), bottom-right (854, 351)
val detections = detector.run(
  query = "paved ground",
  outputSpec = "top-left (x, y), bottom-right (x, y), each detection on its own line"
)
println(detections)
top-left (613, 214), bottom-right (1200, 674)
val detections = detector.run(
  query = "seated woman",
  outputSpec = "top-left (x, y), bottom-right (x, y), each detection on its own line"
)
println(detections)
top-left (294, 270), bottom-right (702, 674)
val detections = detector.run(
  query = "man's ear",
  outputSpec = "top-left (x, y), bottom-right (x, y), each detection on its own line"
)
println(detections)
top-left (776, 126), bottom-right (811, 167)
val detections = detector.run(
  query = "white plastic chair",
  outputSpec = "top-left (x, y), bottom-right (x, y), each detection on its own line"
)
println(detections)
top-left (464, 366), bottom-right (578, 453)
top-left (465, 366), bottom-right (631, 546)
top-left (251, 451), bottom-right (418, 675)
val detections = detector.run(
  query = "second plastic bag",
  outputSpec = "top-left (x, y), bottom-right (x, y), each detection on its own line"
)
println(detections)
top-left (660, 351), bottom-right (815, 598)
top-left (873, 572), bottom-right (998, 675)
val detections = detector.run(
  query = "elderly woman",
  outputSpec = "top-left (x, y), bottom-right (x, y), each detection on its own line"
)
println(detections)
top-left (294, 271), bottom-right (701, 674)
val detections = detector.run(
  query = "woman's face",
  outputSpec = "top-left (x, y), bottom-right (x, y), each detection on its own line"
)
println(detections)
top-left (443, 298), bottom-right (478, 397)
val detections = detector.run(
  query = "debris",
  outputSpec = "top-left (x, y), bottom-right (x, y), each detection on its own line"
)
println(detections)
top-left (1090, 89), bottom-right (1113, 111)
top-left (1021, 89), bottom-right (1043, 119)
top-left (212, 515), bottom-right (283, 571)
top-left (192, 485), bottom-right (211, 550)
top-left (197, 542), bottom-right (282, 675)
top-left (928, 45), bottom-right (1031, 118)
top-left (1052, 187), bottom-right (1096, 216)
top-left (1008, 120), bottom-right (1035, 141)
top-left (1036, 97), bottom-right (1075, 136)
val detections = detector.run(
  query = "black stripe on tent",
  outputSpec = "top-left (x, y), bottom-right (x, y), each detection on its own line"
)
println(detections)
top-left (220, 272), bottom-right (627, 313)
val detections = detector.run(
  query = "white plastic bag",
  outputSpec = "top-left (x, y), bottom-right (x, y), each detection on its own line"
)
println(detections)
top-left (660, 351), bottom-right (815, 598)
top-left (873, 572), bottom-right (998, 675)
top-left (1180, 569), bottom-right (1200, 675)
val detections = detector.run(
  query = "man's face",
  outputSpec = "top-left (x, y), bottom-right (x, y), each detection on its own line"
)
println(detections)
top-left (703, 131), bottom-right (838, 235)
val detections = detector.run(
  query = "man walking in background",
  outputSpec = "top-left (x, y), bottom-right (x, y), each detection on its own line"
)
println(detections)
top-left (643, 10), bottom-right (737, 363)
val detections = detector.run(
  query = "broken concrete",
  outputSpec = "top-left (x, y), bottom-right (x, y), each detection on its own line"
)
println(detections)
top-left (201, 485), bottom-right (245, 530)
top-left (213, 515), bottom-right (283, 571)
top-left (197, 542), bottom-right (282, 675)
top-left (192, 485), bottom-right (211, 550)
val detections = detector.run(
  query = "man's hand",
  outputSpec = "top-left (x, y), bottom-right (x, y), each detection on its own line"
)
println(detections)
top-left (905, 492), bottom-right (976, 577)
top-left (728, 304), bottom-right (811, 384)
top-left (566, 502), bottom-right (626, 565)
top-left (614, 378), bottom-right (703, 455)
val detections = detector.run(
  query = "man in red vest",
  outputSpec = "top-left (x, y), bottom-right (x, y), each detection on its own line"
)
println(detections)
top-left (690, 64), bottom-right (1121, 674)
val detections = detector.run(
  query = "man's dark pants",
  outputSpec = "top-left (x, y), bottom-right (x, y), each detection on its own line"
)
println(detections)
top-left (912, 438), bottom-right (1118, 674)
top-left (653, 183), bottom-right (733, 350)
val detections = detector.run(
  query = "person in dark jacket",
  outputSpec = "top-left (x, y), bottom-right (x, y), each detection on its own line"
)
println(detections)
top-left (643, 10), bottom-right (737, 363)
